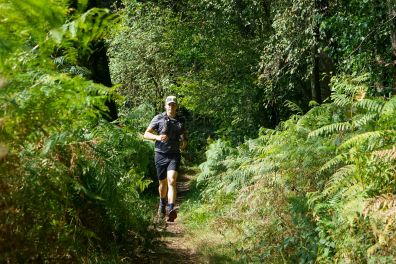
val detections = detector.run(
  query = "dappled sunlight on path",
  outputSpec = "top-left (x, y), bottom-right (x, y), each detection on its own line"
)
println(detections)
top-left (146, 171), bottom-right (202, 264)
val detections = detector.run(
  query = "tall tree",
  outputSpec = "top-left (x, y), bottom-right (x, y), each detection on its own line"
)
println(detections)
top-left (388, 0), bottom-right (396, 93)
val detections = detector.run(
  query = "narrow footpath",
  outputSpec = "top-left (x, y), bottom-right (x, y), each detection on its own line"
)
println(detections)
top-left (149, 170), bottom-right (202, 264)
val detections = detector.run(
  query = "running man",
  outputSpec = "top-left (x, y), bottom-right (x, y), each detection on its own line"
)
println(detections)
top-left (144, 96), bottom-right (187, 222)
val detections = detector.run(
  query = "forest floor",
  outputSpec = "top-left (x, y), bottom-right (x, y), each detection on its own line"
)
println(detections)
top-left (146, 169), bottom-right (203, 264)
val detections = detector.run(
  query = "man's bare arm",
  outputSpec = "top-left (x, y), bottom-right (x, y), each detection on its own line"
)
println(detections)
top-left (180, 134), bottom-right (187, 150)
top-left (144, 127), bottom-right (168, 142)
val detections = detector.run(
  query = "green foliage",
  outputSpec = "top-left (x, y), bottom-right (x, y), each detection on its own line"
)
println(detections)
top-left (118, 102), bottom-right (156, 133)
top-left (322, 0), bottom-right (393, 92)
top-left (0, 1), bottom-right (156, 262)
top-left (306, 76), bottom-right (396, 262)
top-left (51, 7), bottom-right (118, 66)
top-left (105, 0), bottom-right (396, 154)
top-left (5, 0), bottom-right (395, 261)
top-left (197, 139), bottom-right (233, 187)
top-left (186, 74), bottom-right (396, 262)
top-left (107, 0), bottom-right (269, 146)
top-left (107, 2), bottom-right (176, 109)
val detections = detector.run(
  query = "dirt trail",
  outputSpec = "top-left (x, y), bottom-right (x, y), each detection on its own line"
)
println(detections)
top-left (148, 170), bottom-right (201, 264)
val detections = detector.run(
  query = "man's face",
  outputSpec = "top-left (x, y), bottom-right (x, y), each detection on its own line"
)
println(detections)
top-left (165, 102), bottom-right (177, 117)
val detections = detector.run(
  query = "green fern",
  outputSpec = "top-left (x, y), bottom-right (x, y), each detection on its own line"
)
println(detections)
top-left (0, 2), bottom-right (154, 262)
top-left (50, 8), bottom-right (119, 64)
top-left (308, 121), bottom-right (352, 138)
top-left (372, 146), bottom-right (396, 162)
top-left (318, 153), bottom-right (349, 174)
top-left (331, 93), bottom-right (352, 108)
top-left (322, 165), bottom-right (356, 197)
top-left (381, 96), bottom-right (396, 115)
top-left (353, 113), bottom-right (378, 128)
top-left (284, 100), bottom-right (303, 115)
top-left (354, 99), bottom-right (384, 114)
top-left (339, 130), bottom-right (395, 151)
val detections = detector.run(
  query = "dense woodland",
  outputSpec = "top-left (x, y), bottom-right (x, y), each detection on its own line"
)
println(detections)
top-left (1, 0), bottom-right (396, 263)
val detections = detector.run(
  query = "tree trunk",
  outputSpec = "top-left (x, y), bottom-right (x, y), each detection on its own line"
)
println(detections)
top-left (388, 0), bottom-right (396, 93)
top-left (311, 43), bottom-right (322, 103)
top-left (89, 41), bottom-right (118, 121)
top-left (311, 1), bottom-right (322, 103)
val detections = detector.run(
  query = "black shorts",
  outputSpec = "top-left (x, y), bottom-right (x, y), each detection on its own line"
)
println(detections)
top-left (154, 152), bottom-right (181, 180)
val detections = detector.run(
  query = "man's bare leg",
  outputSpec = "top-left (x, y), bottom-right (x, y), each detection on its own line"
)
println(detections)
top-left (166, 170), bottom-right (178, 221)
top-left (158, 179), bottom-right (168, 217)
top-left (159, 178), bottom-right (168, 199)
top-left (167, 170), bottom-right (178, 204)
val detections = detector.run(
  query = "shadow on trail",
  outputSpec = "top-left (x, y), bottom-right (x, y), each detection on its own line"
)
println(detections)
top-left (144, 230), bottom-right (235, 264)
top-left (141, 168), bottom-right (234, 264)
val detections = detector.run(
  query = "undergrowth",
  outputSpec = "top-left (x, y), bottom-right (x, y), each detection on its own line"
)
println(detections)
top-left (0, 1), bottom-right (159, 262)
top-left (184, 74), bottom-right (396, 263)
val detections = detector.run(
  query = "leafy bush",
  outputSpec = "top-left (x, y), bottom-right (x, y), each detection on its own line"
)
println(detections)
top-left (187, 74), bottom-right (396, 263)
top-left (0, 1), bottom-right (156, 262)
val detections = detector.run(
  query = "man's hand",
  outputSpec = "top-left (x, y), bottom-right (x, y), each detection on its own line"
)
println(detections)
top-left (144, 128), bottom-right (168, 142)
top-left (180, 139), bottom-right (187, 150)
top-left (157, 134), bottom-right (169, 142)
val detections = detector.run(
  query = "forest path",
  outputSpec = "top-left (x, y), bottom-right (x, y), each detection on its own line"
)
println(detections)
top-left (148, 169), bottom-right (202, 264)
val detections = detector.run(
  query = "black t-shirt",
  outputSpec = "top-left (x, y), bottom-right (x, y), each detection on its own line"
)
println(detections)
top-left (148, 112), bottom-right (186, 154)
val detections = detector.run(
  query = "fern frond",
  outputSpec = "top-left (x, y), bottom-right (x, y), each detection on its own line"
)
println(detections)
top-left (363, 193), bottom-right (396, 218)
top-left (340, 130), bottom-right (396, 151)
top-left (42, 131), bottom-right (70, 155)
top-left (330, 73), bottom-right (369, 99)
top-left (326, 187), bottom-right (345, 207)
top-left (322, 164), bottom-right (356, 197)
top-left (297, 103), bottom-right (333, 129)
top-left (339, 186), bottom-right (366, 225)
top-left (372, 146), bottom-right (396, 162)
top-left (331, 93), bottom-right (351, 108)
top-left (319, 153), bottom-right (348, 174)
top-left (69, 66), bottom-right (91, 77)
top-left (354, 99), bottom-right (384, 114)
top-left (284, 100), bottom-right (303, 115)
top-left (256, 143), bottom-right (281, 156)
top-left (50, 8), bottom-right (118, 63)
top-left (353, 114), bottom-right (378, 128)
top-left (304, 104), bottom-right (331, 118)
top-left (381, 96), bottom-right (396, 115)
top-left (330, 164), bottom-right (356, 186)
top-left (338, 131), bottom-right (384, 151)
top-left (308, 122), bottom-right (352, 138)
top-left (363, 194), bottom-right (396, 257)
